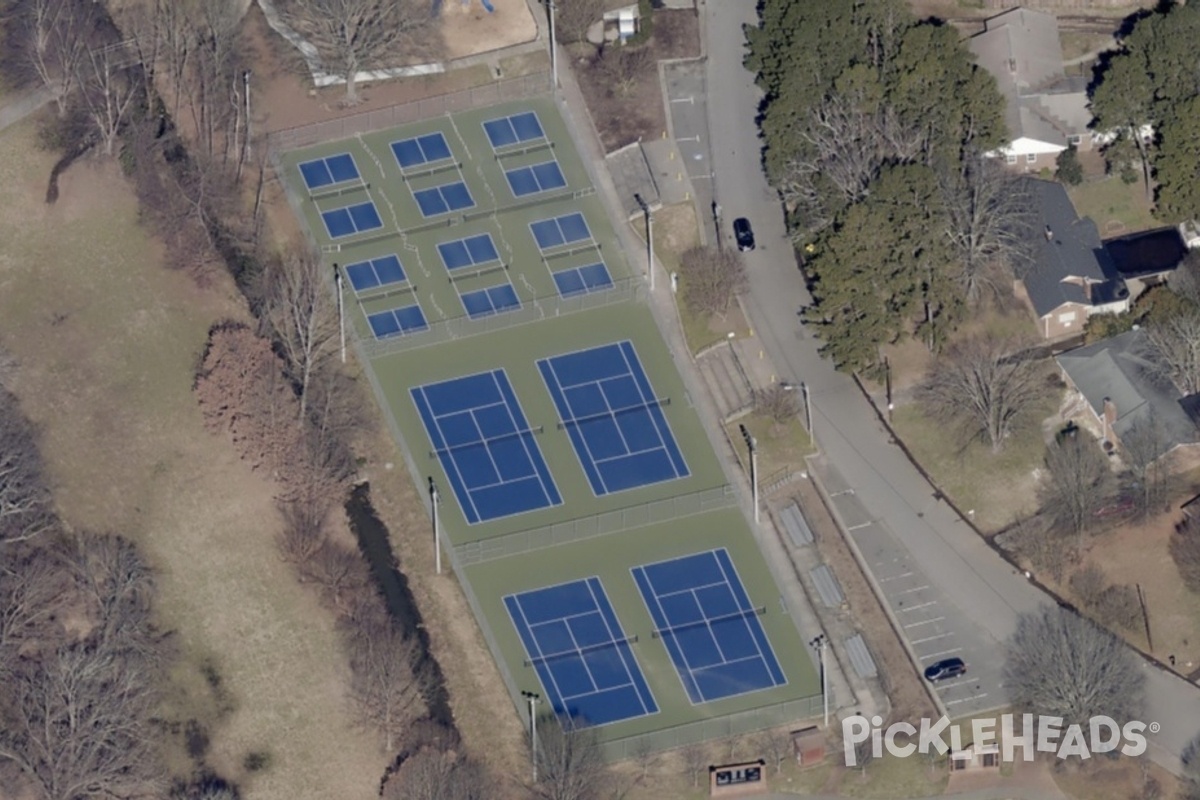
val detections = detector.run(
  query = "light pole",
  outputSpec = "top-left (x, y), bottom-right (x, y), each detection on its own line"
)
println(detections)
top-left (243, 70), bottom-right (252, 162)
top-left (334, 265), bottom-right (345, 364)
top-left (634, 193), bottom-right (654, 290)
top-left (810, 634), bottom-right (828, 727)
top-left (429, 476), bottom-right (441, 575)
top-left (739, 423), bottom-right (758, 523)
top-left (546, 0), bottom-right (558, 90)
top-left (521, 690), bottom-right (541, 782)
top-left (801, 381), bottom-right (813, 440)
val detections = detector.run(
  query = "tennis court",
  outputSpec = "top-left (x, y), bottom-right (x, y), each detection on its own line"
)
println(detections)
top-left (552, 262), bottom-right (613, 298)
top-left (413, 180), bottom-right (475, 217)
top-left (438, 233), bottom-right (501, 272)
top-left (459, 281), bottom-right (521, 319)
top-left (299, 152), bottom-right (360, 190)
top-left (505, 577), bottom-right (658, 726)
top-left (344, 254), bottom-right (406, 293)
top-left (322, 201), bottom-right (383, 238)
top-left (505, 160), bottom-right (568, 198)
top-left (530, 212), bottom-right (592, 251)
top-left (484, 110), bottom-right (546, 149)
top-left (411, 369), bottom-right (562, 524)
top-left (367, 303), bottom-right (427, 339)
top-left (632, 548), bottom-right (787, 704)
top-left (538, 340), bottom-right (689, 496)
top-left (391, 132), bottom-right (454, 169)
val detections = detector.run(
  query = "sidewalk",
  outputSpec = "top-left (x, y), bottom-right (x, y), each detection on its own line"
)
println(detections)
top-left (0, 85), bottom-right (55, 133)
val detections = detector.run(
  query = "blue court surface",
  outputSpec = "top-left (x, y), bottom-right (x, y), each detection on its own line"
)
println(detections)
top-left (505, 160), bottom-right (567, 198)
top-left (530, 212), bottom-right (592, 251)
top-left (322, 201), bottom-right (383, 238)
top-left (413, 181), bottom-right (475, 217)
top-left (344, 254), bottom-right (406, 293)
top-left (367, 303), bottom-right (427, 339)
top-left (299, 153), bottom-right (359, 190)
top-left (537, 341), bottom-right (689, 496)
top-left (391, 132), bottom-right (453, 169)
top-left (438, 233), bottom-right (500, 272)
top-left (483, 111), bottom-right (546, 149)
top-left (460, 282), bottom-right (520, 318)
top-left (506, 577), bottom-right (658, 726)
top-left (632, 548), bottom-right (787, 704)
top-left (553, 263), bottom-right (613, 298)
top-left (411, 370), bottom-right (561, 524)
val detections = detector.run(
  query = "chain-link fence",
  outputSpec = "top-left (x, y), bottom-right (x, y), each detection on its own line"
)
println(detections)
top-left (455, 484), bottom-right (739, 566)
top-left (267, 72), bottom-right (552, 152)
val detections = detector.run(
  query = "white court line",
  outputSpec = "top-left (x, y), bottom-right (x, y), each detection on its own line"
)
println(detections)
top-left (911, 632), bottom-right (954, 644)
top-left (847, 522), bottom-right (873, 531)
top-left (945, 693), bottom-right (989, 707)
top-left (919, 648), bottom-right (962, 661)
top-left (903, 617), bottom-right (946, 629)
top-left (896, 585), bottom-right (930, 595)
top-left (899, 601), bottom-right (938, 613)
top-left (879, 572), bottom-right (914, 582)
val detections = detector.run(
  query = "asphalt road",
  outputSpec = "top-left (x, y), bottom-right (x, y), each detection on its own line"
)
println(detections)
top-left (699, 0), bottom-right (1200, 775)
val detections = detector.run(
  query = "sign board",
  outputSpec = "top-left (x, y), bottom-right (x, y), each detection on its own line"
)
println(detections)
top-left (709, 759), bottom-right (766, 797)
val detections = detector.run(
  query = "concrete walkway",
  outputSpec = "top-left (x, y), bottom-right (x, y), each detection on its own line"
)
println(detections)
top-left (0, 85), bottom-right (55, 133)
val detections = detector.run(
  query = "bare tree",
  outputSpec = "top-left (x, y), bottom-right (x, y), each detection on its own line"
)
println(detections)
top-left (1120, 415), bottom-right (1170, 516)
top-left (276, 0), bottom-right (438, 104)
top-left (383, 747), bottom-right (488, 800)
top-left (530, 716), bottom-right (607, 800)
top-left (73, 36), bottom-right (142, 157)
top-left (938, 158), bottom-right (1035, 302)
top-left (679, 246), bottom-right (747, 318)
top-left (597, 44), bottom-right (652, 98)
top-left (344, 611), bottom-right (429, 752)
top-left (1004, 605), bottom-right (1144, 728)
top-left (0, 643), bottom-right (165, 800)
top-left (0, 390), bottom-right (55, 547)
top-left (277, 496), bottom-right (329, 567)
top-left (679, 741), bottom-right (708, 790)
top-left (67, 532), bottom-right (160, 662)
top-left (753, 385), bottom-right (800, 425)
top-left (555, 0), bottom-right (606, 44)
top-left (1183, 734), bottom-right (1200, 800)
top-left (751, 726), bottom-right (794, 775)
top-left (1171, 515), bottom-right (1200, 594)
top-left (21, 0), bottom-right (96, 116)
top-left (260, 246), bottom-right (340, 424)
top-left (1001, 515), bottom-right (1069, 582)
top-left (1069, 564), bottom-right (1108, 608)
top-left (1141, 311), bottom-right (1200, 395)
top-left (0, 547), bottom-right (70, 680)
top-left (1169, 251), bottom-right (1200, 308)
top-left (917, 336), bottom-right (1045, 452)
top-left (1041, 432), bottom-right (1114, 542)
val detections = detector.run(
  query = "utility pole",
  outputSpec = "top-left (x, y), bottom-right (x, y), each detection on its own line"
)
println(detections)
top-left (802, 381), bottom-right (813, 439)
top-left (243, 70), bottom-right (252, 162)
top-left (334, 265), bottom-right (345, 364)
top-left (521, 691), bottom-right (541, 782)
top-left (634, 193), bottom-right (654, 290)
top-left (810, 634), bottom-right (828, 727)
top-left (546, 0), bottom-right (558, 90)
top-left (429, 477), bottom-right (441, 575)
top-left (739, 423), bottom-right (758, 523)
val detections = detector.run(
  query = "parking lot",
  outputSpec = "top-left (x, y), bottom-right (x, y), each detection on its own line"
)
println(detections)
top-left (661, 60), bottom-right (716, 241)
top-left (817, 465), bottom-right (1006, 719)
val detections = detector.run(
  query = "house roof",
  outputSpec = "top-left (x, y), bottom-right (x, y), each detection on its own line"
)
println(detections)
top-left (1056, 330), bottom-right (1200, 457)
top-left (1021, 179), bottom-right (1128, 317)
top-left (1104, 227), bottom-right (1189, 279)
top-left (969, 9), bottom-right (1090, 147)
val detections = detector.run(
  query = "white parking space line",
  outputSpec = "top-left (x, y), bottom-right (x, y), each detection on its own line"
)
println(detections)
top-left (903, 617), bottom-right (946, 629)
top-left (677, 135), bottom-right (701, 143)
top-left (896, 585), bottom-right (930, 595)
top-left (911, 632), bottom-right (954, 644)
top-left (670, 96), bottom-right (695, 104)
top-left (919, 648), bottom-right (962, 661)
top-left (847, 522), bottom-right (873, 531)
top-left (879, 572), bottom-right (914, 582)
top-left (899, 601), bottom-right (938, 613)
top-left (932, 677), bottom-right (973, 690)
top-left (945, 693), bottom-right (989, 707)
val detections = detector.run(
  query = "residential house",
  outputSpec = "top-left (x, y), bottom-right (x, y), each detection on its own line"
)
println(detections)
top-left (968, 7), bottom-right (1093, 170)
top-left (1056, 329), bottom-right (1200, 462)
top-left (1017, 179), bottom-right (1130, 339)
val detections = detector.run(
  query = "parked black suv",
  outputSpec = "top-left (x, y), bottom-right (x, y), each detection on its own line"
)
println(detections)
top-left (923, 657), bottom-right (967, 683)
top-left (733, 217), bottom-right (755, 252)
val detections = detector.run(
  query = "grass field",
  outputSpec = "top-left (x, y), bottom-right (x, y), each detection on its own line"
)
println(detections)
top-left (1068, 175), bottom-right (1160, 238)
top-left (0, 119), bottom-right (383, 799)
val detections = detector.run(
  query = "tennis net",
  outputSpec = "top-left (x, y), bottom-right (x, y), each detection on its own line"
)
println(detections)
top-left (556, 397), bottom-right (670, 431)
top-left (429, 425), bottom-right (544, 459)
top-left (524, 635), bottom-right (639, 667)
top-left (650, 606), bottom-right (767, 640)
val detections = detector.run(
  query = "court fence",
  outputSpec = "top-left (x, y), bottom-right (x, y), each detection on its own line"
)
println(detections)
top-left (597, 695), bottom-right (826, 761)
top-left (266, 72), bottom-right (552, 152)
top-left (455, 484), bottom-right (739, 565)
top-left (358, 275), bottom-right (643, 358)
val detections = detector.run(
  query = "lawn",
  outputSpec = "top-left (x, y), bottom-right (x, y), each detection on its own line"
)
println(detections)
top-left (890, 378), bottom-right (1061, 533)
top-left (727, 413), bottom-right (814, 487)
top-left (1068, 174), bottom-right (1160, 238)
top-left (0, 119), bottom-right (383, 799)
top-left (837, 748), bottom-right (949, 798)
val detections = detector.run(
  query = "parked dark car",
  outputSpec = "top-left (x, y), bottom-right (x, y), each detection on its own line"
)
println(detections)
top-left (733, 217), bottom-right (755, 252)
top-left (923, 657), bottom-right (967, 682)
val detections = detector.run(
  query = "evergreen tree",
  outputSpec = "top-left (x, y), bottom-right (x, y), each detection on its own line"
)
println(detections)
top-left (1056, 144), bottom-right (1083, 186)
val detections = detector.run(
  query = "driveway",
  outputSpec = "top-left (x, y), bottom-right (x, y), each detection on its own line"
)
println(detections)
top-left (700, 0), bottom-right (1200, 775)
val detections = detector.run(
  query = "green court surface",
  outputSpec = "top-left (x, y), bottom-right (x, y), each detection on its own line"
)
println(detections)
top-left (466, 509), bottom-right (821, 746)
top-left (275, 96), bottom-right (821, 753)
